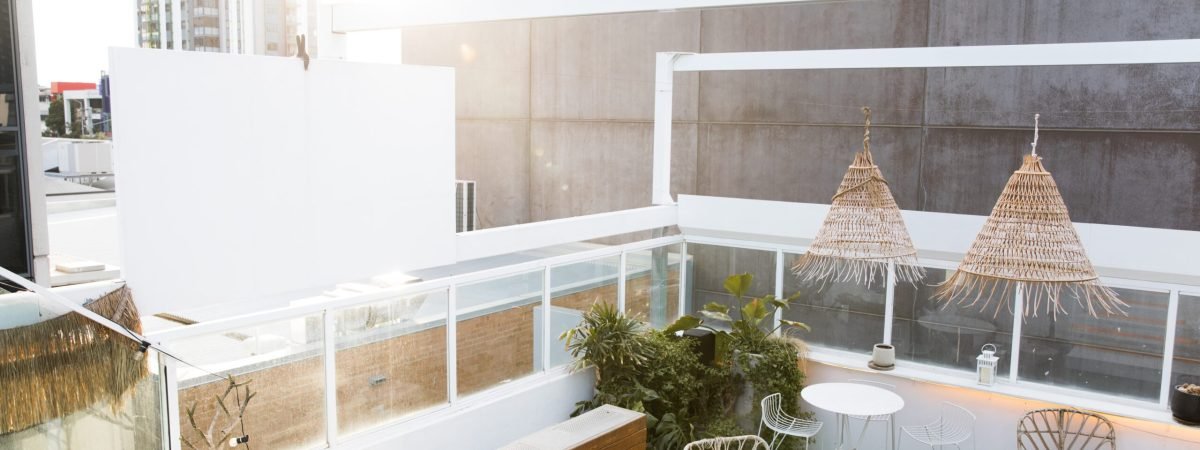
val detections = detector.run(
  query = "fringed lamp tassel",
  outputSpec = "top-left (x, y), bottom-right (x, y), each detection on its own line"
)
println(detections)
top-left (792, 107), bottom-right (925, 287)
top-left (936, 114), bottom-right (1127, 319)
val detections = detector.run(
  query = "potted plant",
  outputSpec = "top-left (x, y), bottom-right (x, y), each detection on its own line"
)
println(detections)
top-left (665, 273), bottom-right (809, 361)
top-left (665, 273), bottom-right (810, 432)
top-left (1171, 382), bottom-right (1200, 425)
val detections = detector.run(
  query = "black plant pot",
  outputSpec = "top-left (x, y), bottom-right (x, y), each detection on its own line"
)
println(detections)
top-left (1170, 385), bottom-right (1200, 425)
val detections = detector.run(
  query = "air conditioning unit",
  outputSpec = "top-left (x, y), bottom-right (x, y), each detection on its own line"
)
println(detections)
top-left (455, 180), bottom-right (476, 232)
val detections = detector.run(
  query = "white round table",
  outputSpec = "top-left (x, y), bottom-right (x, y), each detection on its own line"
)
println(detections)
top-left (802, 382), bottom-right (904, 450)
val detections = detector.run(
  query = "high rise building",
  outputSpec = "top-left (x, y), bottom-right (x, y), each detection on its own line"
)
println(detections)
top-left (136, 0), bottom-right (303, 56)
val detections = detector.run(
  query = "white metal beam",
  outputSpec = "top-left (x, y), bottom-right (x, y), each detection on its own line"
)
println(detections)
top-left (455, 205), bottom-right (677, 262)
top-left (671, 39), bottom-right (1200, 72)
top-left (329, 0), bottom-right (813, 32)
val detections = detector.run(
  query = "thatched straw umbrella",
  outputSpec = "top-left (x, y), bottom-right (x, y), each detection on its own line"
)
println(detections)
top-left (792, 107), bottom-right (924, 287)
top-left (1, 286), bottom-right (147, 434)
top-left (936, 115), bottom-right (1126, 318)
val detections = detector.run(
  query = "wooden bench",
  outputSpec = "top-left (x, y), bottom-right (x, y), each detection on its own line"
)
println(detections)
top-left (500, 404), bottom-right (647, 450)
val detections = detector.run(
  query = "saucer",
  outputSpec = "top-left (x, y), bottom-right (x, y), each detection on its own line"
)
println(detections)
top-left (868, 361), bottom-right (895, 371)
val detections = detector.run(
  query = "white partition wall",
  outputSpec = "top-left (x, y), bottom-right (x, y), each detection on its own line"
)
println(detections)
top-left (109, 48), bottom-right (456, 314)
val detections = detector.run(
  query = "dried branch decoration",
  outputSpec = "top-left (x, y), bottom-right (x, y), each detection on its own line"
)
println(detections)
top-left (792, 107), bottom-right (924, 287)
top-left (936, 114), bottom-right (1127, 318)
top-left (182, 375), bottom-right (256, 450)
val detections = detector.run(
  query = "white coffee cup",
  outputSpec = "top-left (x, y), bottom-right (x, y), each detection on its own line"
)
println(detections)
top-left (872, 343), bottom-right (896, 368)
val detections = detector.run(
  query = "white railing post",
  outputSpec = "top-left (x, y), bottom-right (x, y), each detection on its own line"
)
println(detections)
top-left (1160, 290), bottom-right (1181, 406)
top-left (1010, 285), bottom-right (1025, 383)
top-left (883, 261), bottom-right (896, 345)
top-left (323, 310), bottom-right (338, 445)
top-left (447, 286), bottom-right (458, 404)
top-left (678, 241), bottom-right (689, 322)
top-left (617, 251), bottom-right (628, 314)
top-left (774, 249), bottom-right (784, 336)
top-left (159, 352), bottom-right (182, 450)
top-left (542, 266), bottom-right (553, 372)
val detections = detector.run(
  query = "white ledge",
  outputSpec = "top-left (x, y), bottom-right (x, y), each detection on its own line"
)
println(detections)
top-left (805, 348), bottom-right (1184, 428)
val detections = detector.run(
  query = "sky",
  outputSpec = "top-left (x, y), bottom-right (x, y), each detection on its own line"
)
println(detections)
top-left (32, 0), bottom-right (136, 86)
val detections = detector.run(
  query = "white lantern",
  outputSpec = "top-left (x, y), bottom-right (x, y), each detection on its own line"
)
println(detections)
top-left (977, 343), bottom-right (999, 386)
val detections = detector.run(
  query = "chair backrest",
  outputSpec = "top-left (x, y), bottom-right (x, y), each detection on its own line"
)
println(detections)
top-left (683, 435), bottom-right (770, 450)
top-left (760, 392), bottom-right (785, 426)
top-left (1017, 408), bottom-right (1116, 450)
top-left (849, 378), bottom-right (897, 390)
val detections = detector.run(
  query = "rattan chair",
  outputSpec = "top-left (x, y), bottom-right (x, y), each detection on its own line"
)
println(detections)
top-left (683, 435), bottom-right (770, 450)
top-left (759, 392), bottom-right (823, 449)
top-left (1016, 408), bottom-right (1115, 449)
top-left (847, 378), bottom-right (899, 449)
top-left (900, 401), bottom-right (975, 449)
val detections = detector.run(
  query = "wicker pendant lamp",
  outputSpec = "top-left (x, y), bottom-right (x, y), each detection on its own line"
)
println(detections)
top-left (936, 115), bottom-right (1126, 318)
top-left (792, 107), bottom-right (924, 287)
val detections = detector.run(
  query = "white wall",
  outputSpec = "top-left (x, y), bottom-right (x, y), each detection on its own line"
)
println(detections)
top-left (805, 362), bottom-right (1200, 449)
top-left (109, 48), bottom-right (456, 315)
top-left (345, 369), bottom-right (596, 450)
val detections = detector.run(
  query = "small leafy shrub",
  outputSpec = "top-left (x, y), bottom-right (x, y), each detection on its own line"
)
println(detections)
top-left (563, 304), bottom-right (735, 449)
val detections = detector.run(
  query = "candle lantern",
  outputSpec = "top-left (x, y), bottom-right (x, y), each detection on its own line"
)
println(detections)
top-left (977, 343), bottom-right (999, 386)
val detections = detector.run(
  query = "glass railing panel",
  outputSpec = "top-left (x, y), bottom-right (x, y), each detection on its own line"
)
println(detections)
top-left (685, 243), bottom-right (775, 330)
top-left (548, 256), bottom-right (621, 368)
top-left (1019, 286), bottom-right (1169, 400)
top-left (334, 289), bottom-right (449, 437)
top-left (1172, 293), bottom-right (1200, 389)
top-left (456, 270), bottom-right (543, 396)
top-left (783, 252), bottom-right (888, 352)
top-left (170, 315), bottom-right (326, 450)
top-left (892, 267), bottom-right (1015, 376)
top-left (625, 244), bottom-right (683, 329)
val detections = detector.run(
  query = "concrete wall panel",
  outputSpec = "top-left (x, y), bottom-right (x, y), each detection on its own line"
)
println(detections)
top-left (925, 0), bottom-right (1200, 129)
top-left (697, 123), bottom-right (923, 208)
top-left (920, 128), bottom-right (1200, 230)
top-left (402, 21), bottom-right (530, 119)
top-left (529, 121), bottom-right (696, 221)
top-left (699, 1), bottom-right (930, 125)
top-left (457, 120), bottom-right (531, 227)
top-left (530, 11), bottom-right (700, 121)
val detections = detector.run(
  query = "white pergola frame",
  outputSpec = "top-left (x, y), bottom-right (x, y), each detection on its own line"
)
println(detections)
top-left (650, 38), bottom-right (1200, 205)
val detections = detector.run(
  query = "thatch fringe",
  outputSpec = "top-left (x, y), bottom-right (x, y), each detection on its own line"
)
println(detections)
top-left (791, 253), bottom-right (925, 289)
top-left (935, 270), bottom-right (1128, 320)
top-left (1, 286), bottom-right (147, 435)
top-left (792, 107), bottom-right (924, 288)
top-left (936, 153), bottom-right (1126, 318)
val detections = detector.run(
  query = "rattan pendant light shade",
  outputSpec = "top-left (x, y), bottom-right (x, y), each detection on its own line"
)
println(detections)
top-left (936, 115), bottom-right (1126, 318)
top-left (792, 108), bottom-right (924, 287)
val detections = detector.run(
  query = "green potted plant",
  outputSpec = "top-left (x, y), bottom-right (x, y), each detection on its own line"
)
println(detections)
top-left (665, 273), bottom-right (809, 360)
top-left (665, 273), bottom-right (810, 432)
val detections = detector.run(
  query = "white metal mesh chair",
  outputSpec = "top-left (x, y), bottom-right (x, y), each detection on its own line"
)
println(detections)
top-left (759, 392), bottom-right (823, 450)
top-left (900, 401), bottom-right (975, 449)
top-left (847, 378), bottom-right (899, 449)
top-left (1016, 408), bottom-right (1116, 450)
top-left (684, 435), bottom-right (771, 450)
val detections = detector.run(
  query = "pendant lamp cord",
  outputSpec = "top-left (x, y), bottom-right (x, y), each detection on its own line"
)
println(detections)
top-left (1031, 113), bottom-right (1040, 157)
top-left (862, 106), bottom-right (871, 154)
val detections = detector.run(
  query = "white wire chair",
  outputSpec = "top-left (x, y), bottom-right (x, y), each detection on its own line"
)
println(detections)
top-left (684, 435), bottom-right (771, 450)
top-left (1016, 408), bottom-right (1116, 450)
top-left (900, 401), bottom-right (975, 449)
top-left (847, 378), bottom-right (899, 449)
top-left (759, 392), bottom-right (823, 450)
